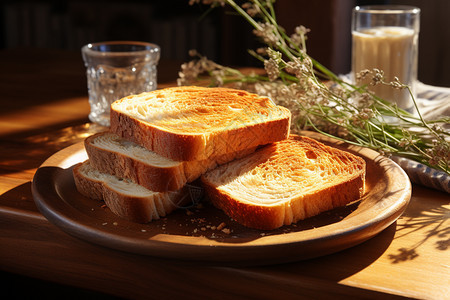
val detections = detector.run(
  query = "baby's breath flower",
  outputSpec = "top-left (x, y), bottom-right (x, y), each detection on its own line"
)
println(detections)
top-left (284, 56), bottom-right (313, 80)
top-left (264, 59), bottom-right (280, 81)
top-left (350, 115), bottom-right (365, 128)
top-left (431, 124), bottom-right (443, 133)
top-left (389, 77), bottom-right (407, 89)
top-left (329, 83), bottom-right (347, 100)
top-left (358, 92), bottom-right (373, 107)
top-left (199, 56), bottom-right (217, 72)
top-left (177, 61), bottom-right (199, 86)
top-left (359, 108), bottom-right (374, 120)
top-left (211, 69), bottom-right (225, 86)
top-left (431, 140), bottom-right (450, 162)
top-left (242, 2), bottom-right (260, 17)
top-left (266, 48), bottom-right (282, 63)
top-left (289, 26), bottom-right (310, 49)
top-left (355, 69), bottom-right (371, 82)
top-left (256, 47), bottom-right (268, 56)
top-left (378, 148), bottom-right (392, 158)
top-left (188, 49), bottom-right (198, 57)
top-left (177, 55), bottom-right (222, 86)
top-left (180, 0), bottom-right (450, 175)
top-left (296, 25), bottom-right (310, 36)
top-left (253, 22), bottom-right (278, 46)
top-left (370, 68), bottom-right (384, 86)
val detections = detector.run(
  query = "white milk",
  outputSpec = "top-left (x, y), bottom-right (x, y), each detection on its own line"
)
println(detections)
top-left (352, 26), bottom-right (417, 110)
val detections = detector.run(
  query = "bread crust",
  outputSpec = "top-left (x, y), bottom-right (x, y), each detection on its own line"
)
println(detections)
top-left (203, 173), bottom-right (364, 230)
top-left (201, 135), bottom-right (366, 230)
top-left (85, 132), bottom-right (256, 192)
top-left (110, 86), bottom-right (291, 161)
top-left (73, 162), bottom-right (190, 223)
top-left (85, 132), bottom-right (186, 192)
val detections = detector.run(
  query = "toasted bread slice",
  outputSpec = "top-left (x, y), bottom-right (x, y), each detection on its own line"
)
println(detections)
top-left (84, 132), bottom-right (257, 192)
top-left (73, 160), bottom-right (190, 223)
top-left (110, 86), bottom-right (291, 161)
top-left (201, 135), bottom-right (366, 230)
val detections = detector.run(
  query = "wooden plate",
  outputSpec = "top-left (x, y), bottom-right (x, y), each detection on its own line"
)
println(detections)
top-left (32, 131), bottom-right (411, 265)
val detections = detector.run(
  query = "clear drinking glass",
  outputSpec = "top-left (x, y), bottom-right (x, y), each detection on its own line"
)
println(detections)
top-left (82, 41), bottom-right (160, 126)
top-left (351, 5), bottom-right (420, 111)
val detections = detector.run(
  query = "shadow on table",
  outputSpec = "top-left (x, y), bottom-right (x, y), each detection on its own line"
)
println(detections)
top-left (260, 220), bottom-right (397, 277)
top-left (386, 186), bottom-right (450, 264)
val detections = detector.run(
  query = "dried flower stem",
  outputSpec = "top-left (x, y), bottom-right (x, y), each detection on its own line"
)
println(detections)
top-left (185, 0), bottom-right (449, 174)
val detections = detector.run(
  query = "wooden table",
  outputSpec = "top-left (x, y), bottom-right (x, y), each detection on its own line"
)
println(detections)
top-left (1, 48), bottom-right (449, 299)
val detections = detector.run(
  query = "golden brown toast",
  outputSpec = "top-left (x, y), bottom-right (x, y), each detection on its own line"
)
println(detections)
top-left (84, 131), bottom-right (256, 192)
top-left (73, 160), bottom-right (190, 223)
top-left (201, 135), bottom-right (366, 230)
top-left (110, 86), bottom-right (291, 161)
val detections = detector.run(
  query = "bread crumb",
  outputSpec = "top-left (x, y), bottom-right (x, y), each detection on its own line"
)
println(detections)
top-left (221, 228), bottom-right (231, 234)
top-left (201, 227), bottom-right (206, 231)
top-left (217, 222), bottom-right (226, 230)
top-left (190, 217), bottom-right (206, 224)
top-left (211, 226), bottom-right (217, 230)
top-left (102, 222), bottom-right (108, 226)
top-left (193, 228), bottom-right (198, 233)
top-left (113, 222), bottom-right (118, 226)
top-left (141, 229), bottom-right (147, 232)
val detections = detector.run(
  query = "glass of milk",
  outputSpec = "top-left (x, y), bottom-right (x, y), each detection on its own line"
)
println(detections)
top-left (351, 5), bottom-right (420, 111)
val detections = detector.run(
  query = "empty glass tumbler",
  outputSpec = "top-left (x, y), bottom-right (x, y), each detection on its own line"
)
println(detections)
top-left (352, 6), bottom-right (420, 110)
top-left (82, 41), bottom-right (160, 126)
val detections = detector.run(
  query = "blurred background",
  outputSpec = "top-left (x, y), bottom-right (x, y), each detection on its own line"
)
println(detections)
top-left (1, 0), bottom-right (449, 87)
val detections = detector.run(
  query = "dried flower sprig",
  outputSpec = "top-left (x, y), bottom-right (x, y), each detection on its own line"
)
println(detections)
top-left (184, 0), bottom-right (450, 175)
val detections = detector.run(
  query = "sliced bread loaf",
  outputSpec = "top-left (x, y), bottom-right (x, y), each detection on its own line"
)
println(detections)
top-left (110, 86), bottom-right (291, 161)
top-left (73, 160), bottom-right (190, 223)
top-left (85, 132), bottom-right (257, 192)
top-left (201, 135), bottom-right (366, 230)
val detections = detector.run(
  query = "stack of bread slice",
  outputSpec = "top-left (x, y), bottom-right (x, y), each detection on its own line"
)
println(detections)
top-left (73, 86), bottom-right (292, 224)
top-left (74, 86), bottom-right (366, 230)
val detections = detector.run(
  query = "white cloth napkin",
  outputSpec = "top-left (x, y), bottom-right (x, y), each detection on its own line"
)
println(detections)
top-left (416, 81), bottom-right (450, 120)
top-left (391, 82), bottom-right (450, 193)
top-left (338, 76), bottom-right (450, 193)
